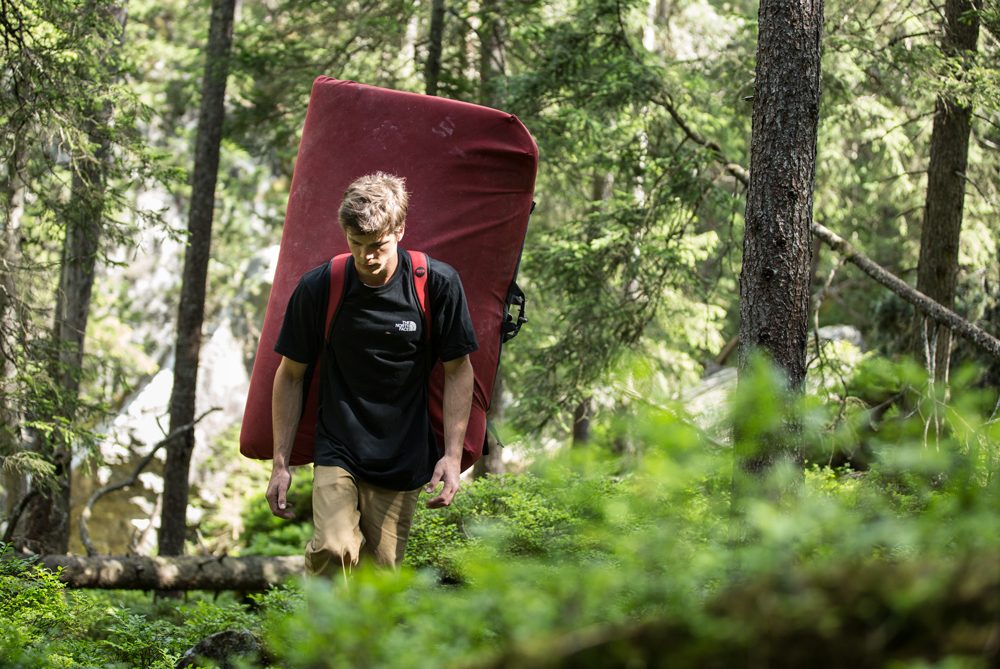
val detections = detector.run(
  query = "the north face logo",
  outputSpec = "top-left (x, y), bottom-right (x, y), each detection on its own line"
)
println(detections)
top-left (394, 320), bottom-right (417, 332)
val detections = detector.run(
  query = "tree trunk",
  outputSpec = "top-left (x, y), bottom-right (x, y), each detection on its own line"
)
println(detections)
top-left (36, 554), bottom-right (303, 591)
top-left (478, 0), bottom-right (503, 107)
top-left (571, 398), bottom-right (592, 447)
top-left (738, 0), bottom-right (823, 390)
top-left (424, 0), bottom-right (446, 96)
top-left (159, 0), bottom-right (237, 557)
top-left (736, 0), bottom-right (823, 476)
top-left (569, 173), bottom-right (609, 449)
top-left (1, 143), bottom-right (27, 525)
top-left (19, 3), bottom-right (127, 555)
top-left (914, 0), bottom-right (980, 380)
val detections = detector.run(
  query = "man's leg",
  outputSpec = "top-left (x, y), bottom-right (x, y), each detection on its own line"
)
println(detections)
top-left (305, 466), bottom-right (364, 579)
top-left (357, 482), bottom-right (421, 568)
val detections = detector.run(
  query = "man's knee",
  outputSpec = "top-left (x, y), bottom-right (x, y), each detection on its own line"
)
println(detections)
top-left (305, 529), bottom-right (362, 577)
top-left (308, 465), bottom-right (364, 576)
top-left (361, 532), bottom-right (406, 569)
top-left (358, 486), bottom-right (420, 569)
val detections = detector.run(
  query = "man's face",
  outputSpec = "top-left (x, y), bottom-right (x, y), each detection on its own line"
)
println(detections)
top-left (344, 227), bottom-right (404, 286)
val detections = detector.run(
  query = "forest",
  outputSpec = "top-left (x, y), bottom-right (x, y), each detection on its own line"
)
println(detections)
top-left (2, 0), bottom-right (999, 666)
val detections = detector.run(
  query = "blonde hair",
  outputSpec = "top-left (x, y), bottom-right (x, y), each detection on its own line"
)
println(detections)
top-left (339, 172), bottom-right (409, 236)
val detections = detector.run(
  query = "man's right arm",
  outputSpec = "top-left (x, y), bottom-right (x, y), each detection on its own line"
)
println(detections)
top-left (266, 356), bottom-right (308, 519)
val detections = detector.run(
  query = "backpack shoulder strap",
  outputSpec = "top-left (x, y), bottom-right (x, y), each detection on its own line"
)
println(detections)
top-left (407, 250), bottom-right (432, 339)
top-left (325, 253), bottom-right (352, 341)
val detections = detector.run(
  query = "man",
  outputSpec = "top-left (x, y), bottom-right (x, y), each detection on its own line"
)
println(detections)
top-left (265, 172), bottom-right (477, 576)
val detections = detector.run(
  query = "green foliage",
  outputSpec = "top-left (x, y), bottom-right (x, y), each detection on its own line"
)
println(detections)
top-left (0, 547), bottom-right (69, 646)
top-left (238, 469), bottom-right (315, 556)
top-left (0, 549), bottom-right (274, 669)
top-left (406, 469), bottom-right (618, 578)
top-left (502, 0), bottom-right (737, 433)
top-left (258, 365), bottom-right (998, 668)
top-left (1, 0), bottom-right (180, 489)
top-left (3, 361), bottom-right (999, 666)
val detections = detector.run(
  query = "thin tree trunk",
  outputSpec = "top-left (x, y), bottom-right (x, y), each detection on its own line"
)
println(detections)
top-left (571, 398), bottom-right (592, 447)
top-left (914, 0), bottom-right (980, 380)
top-left (424, 0), bottom-right (446, 96)
top-left (0, 143), bottom-right (27, 531)
top-left (19, 2), bottom-right (127, 555)
top-left (21, 133), bottom-right (106, 553)
top-left (568, 171), bottom-right (612, 449)
top-left (159, 0), bottom-right (237, 557)
top-left (477, 0), bottom-right (503, 107)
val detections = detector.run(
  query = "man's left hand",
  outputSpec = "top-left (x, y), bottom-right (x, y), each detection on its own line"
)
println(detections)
top-left (425, 456), bottom-right (461, 508)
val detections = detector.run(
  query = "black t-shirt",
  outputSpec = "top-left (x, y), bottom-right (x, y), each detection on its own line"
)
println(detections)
top-left (275, 250), bottom-right (478, 490)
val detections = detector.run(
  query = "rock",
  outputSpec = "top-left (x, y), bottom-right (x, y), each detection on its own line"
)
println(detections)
top-left (682, 367), bottom-right (737, 441)
top-left (175, 629), bottom-right (266, 669)
top-left (816, 325), bottom-right (863, 348)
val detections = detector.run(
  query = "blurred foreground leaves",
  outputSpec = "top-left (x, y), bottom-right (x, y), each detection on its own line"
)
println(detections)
top-left (3, 359), bottom-right (999, 668)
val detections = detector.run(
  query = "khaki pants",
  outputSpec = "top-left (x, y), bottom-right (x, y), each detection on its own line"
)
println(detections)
top-left (305, 465), bottom-right (421, 578)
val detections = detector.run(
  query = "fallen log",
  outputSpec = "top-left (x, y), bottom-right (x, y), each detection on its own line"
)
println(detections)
top-left (36, 555), bottom-right (304, 590)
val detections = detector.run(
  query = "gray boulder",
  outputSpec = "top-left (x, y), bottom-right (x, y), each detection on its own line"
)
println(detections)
top-left (175, 629), bottom-right (267, 669)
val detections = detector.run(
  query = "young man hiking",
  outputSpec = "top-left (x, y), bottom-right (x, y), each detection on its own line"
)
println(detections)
top-left (265, 172), bottom-right (477, 575)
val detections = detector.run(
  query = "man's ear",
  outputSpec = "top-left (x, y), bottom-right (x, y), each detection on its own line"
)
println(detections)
top-left (396, 226), bottom-right (405, 243)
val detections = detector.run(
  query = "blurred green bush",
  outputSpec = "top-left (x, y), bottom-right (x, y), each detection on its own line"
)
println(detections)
top-left (3, 356), bottom-right (997, 668)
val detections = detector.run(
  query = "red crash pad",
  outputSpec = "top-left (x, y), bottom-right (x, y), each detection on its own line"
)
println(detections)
top-left (239, 77), bottom-right (538, 471)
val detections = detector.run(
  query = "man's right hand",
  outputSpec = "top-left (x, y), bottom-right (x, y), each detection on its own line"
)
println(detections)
top-left (266, 466), bottom-right (295, 519)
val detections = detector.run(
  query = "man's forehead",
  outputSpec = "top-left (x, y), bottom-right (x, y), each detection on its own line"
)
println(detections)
top-left (345, 230), bottom-right (397, 244)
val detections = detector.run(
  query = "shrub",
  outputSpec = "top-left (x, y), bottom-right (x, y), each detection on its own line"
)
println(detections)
top-left (260, 360), bottom-right (1000, 668)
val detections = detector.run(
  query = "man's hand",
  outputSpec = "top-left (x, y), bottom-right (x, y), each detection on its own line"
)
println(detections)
top-left (266, 465), bottom-right (295, 519)
top-left (425, 455), bottom-right (461, 508)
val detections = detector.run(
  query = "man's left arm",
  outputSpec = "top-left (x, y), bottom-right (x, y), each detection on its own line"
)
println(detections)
top-left (425, 354), bottom-right (474, 508)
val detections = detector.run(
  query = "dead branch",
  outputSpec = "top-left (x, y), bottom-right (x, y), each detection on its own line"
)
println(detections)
top-left (80, 407), bottom-right (221, 556)
top-left (2, 488), bottom-right (38, 544)
top-left (810, 224), bottom-right (1000, 362)
top-left (657, 96), bottom-right (1000, 364)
